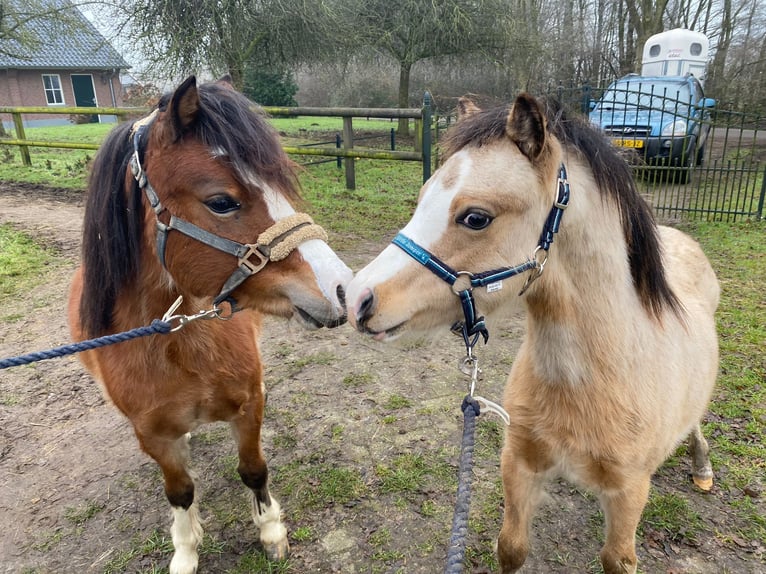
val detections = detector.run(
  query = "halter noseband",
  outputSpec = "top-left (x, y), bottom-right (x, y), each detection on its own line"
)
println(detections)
top-left (128, 117), bottom-right (328, 306)
top-left (392, 163), bottom-right (570, 352)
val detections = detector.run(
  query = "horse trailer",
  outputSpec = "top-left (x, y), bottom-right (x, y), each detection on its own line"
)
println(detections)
top-left (641, 28), bottom-right (709, 84)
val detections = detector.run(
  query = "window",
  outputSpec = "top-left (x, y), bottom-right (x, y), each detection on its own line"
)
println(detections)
top-left (690, 42), bottom-right (703, 56)
top-left (649, 44), bottom-right (661, 57)
top-left (42, 74), bottom-right (64, 105)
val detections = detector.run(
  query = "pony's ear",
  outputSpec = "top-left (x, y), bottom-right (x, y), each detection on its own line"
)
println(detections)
top-left (166, 75), bottom-right (200, 140)
top-left (506, 93), bottom-right (547, 161)
top-left (216, 74), bottom-right (234, 89)
top-left (457, 97), bottom-right (480, 119)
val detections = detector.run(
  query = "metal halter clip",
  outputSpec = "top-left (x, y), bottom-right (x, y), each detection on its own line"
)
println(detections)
top-left (458, 352), bottom-right (511, 426)
top-left (161, 295), bottom-right (234, 332)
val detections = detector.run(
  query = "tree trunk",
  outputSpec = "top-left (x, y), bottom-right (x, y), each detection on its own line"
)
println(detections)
top-left (706, 0), bottom-right (731, 100)
top-left (397, 61), bottom-right (411, 137)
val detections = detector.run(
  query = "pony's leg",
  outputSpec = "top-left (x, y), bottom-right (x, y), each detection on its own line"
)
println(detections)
top-left (137, 431), bottom-right (203, 574)
top-left (598, 475), bottom-right (650, 574)
top-left (689, 424), bottom-right (714, 491)
top-left (231, 407), bottom-right (289, 561)
top-left (496, 434), bottom-right (550, 573)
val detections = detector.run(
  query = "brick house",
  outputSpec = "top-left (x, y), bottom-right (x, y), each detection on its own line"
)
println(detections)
top-left (0, 0), bottom-right (130, 127)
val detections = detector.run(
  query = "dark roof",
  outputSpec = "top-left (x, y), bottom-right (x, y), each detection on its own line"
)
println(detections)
top-left (0, 0), bottom-right (129, 70)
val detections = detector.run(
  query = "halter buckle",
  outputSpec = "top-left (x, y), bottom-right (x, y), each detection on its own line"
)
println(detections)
top-left (554, 177), bottom-right (570, 210)
top-left (238, 245), bottom-right (269, 274)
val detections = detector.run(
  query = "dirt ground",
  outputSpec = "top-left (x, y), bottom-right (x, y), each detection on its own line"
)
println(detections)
top-left (0, 182), bottom-right (763, 573)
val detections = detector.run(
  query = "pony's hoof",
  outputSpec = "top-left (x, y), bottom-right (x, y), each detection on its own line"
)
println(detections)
top-left (169, 551), bottom-right (199, 574)
top-left (263, 539), bottom-right (290, 561)
top-left (260, 520), bottom-right (289, 561)
top-left (693, 475), bottom-right (714, 491)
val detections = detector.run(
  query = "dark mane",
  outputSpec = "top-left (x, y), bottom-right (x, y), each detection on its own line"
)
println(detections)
top-left (79, 83), bottom-right (300, 336)
top-left (443, 98), bottom-right (682, 319)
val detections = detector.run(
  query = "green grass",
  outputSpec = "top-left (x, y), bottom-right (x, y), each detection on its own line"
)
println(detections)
top-left (0, 223), bottom-right (61, 303)
top-left (102, 528), bottom-right (174, 574)
top-left (0, 120), bottom-right (421, 213)
top-left (341, 371), bottom-right (375, 387)
top-left (63, 500), bottom-right (105, 525)
top-left (641, 491), bottom-right (704, 543)
top-left (0, 123), bottom-right (109, 188)
top-left (297, 160), bottom-right (419, 244)
top-left (375, 451), bottom-right (456, 497)
top-left (273, 460), bottom-right (367, 516)
top-left (676, 219), bottom-right (766, 545)
top-left (269, 116), bottom-right (403, 136)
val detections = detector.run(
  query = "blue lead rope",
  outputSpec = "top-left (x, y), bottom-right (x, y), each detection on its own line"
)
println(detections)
top-left (0, 319), bottom-right (172, 370)
top-left (444, 396), bottom-right (481, 574)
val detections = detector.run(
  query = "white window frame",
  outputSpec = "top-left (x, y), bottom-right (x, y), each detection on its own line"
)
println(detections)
top-left (42, 74), bottom-right (65, 106)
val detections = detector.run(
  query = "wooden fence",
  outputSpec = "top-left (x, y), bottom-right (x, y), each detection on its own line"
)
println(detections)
top-left (0, 93), bottom-right (434, 190)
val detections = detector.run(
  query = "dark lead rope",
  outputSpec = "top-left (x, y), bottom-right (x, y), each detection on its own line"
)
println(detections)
top-left (0, 320), bottom-right (172, 370)
top-left (444, 395), bottom-right (481, 574)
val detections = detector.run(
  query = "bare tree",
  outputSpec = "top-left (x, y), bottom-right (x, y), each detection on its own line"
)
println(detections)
top-left (106, 0), bottom-right (340, 90)
top-left (0, 0), bottom-right (86, 58)
top-left (342, 0), bottom-right (511, 135)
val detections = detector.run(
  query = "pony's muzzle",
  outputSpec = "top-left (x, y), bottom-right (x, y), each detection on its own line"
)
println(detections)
top-left (322, 284), bottom-right (349, 328)
top-left (350, 287), bottom-right (379, 334)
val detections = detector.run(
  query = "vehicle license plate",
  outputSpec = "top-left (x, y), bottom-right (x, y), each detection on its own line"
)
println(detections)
top-left (612, 138), bottom-right (644, 149)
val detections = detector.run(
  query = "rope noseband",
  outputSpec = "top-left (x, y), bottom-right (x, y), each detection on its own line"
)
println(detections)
top-left (129, 118), bottom-right (327, 306)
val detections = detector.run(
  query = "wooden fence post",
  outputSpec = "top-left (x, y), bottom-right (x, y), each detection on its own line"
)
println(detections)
top-left (12, 112), bottom-right (31, 166)
top-left (343, 116), bottom-right (355, 190)
top-left (422, 92), bottom-right (432, 183)
top-left (413, 119), bottom-right (422, 153)
top-left (757, 165), bottom-right (766, 220)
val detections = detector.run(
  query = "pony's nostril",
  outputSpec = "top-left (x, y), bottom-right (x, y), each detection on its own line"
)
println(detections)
top-left (356, 288), bottom-right (375, 326)
top-left (336, 284), bottom-right (347, 310)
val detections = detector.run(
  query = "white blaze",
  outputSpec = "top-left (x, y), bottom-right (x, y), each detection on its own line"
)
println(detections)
top-left (349, 151), bottom-right (472, 291)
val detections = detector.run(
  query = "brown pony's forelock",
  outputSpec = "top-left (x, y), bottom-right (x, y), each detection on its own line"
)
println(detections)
top-left (80, 82), bottom-right (302, 337)
top-left (183, 83), bottom-right (301, 203)
top-left (442, 98), bottom-right (683, 320)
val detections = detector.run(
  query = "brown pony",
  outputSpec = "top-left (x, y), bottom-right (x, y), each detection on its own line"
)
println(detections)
top-left (67, 76), bottom-right (352, 573)
top-left (345, 94), bottom-right (719, 573)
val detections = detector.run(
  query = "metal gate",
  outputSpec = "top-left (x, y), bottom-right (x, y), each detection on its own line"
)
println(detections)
top-left (553, 83), bottom-right (765, 221)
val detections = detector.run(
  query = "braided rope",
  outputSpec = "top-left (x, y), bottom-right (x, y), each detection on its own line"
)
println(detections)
top-left (0, 319), bottom-right (172, 370)
top-left (444, 395), bottom-right (481, 574)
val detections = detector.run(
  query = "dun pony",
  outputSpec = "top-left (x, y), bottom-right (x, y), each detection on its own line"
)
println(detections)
top-left (345, 93), bottom-right (719, 574)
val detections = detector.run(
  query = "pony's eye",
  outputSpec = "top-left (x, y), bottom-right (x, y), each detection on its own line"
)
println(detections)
top-left (205, 195), bottom-right (241, 214)
top-left (458, 210), bottom-right (493, 230)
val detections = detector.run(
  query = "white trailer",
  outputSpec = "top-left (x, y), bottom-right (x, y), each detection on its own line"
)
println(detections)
top-left (641, 29), bottom-right (709, 84)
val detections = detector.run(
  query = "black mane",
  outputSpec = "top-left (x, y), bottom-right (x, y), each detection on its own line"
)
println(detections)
top-left (79, 82), bottom-right (299, 336)
top-left (443, 98), bottom-right (682, 319)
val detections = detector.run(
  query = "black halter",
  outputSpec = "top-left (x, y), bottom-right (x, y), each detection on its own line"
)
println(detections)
top-left (392, 163), bottom-right (570, 353)
top-left (129, 119), bottom-right (327, 306)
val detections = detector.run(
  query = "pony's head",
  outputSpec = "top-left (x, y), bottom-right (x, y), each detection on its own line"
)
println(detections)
top-left (346, 93), bottom-right (679, 342)
top-left (79, 76), bottom-right (352, 336)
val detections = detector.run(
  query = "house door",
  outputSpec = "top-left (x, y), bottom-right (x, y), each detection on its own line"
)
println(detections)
top-left (71, 74), bottom-right (99, 123)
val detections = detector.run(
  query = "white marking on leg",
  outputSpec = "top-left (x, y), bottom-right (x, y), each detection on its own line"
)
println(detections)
top-left (251, 491), bottom-right (289, 560)
top-left (169, 503), bottom-right (203, 574)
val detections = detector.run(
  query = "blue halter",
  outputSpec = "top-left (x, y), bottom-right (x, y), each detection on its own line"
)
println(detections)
top-left (392, 163), bottom-right (570, 352)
